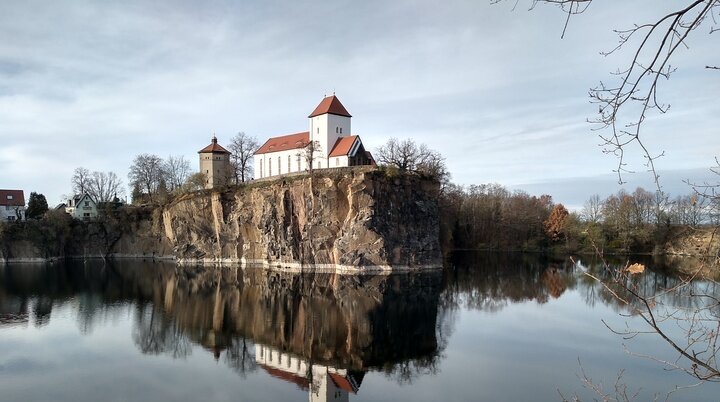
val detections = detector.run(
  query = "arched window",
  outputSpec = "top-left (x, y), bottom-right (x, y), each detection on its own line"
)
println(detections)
top-left (278, 156), bottom-right (281, 174)
top-left (268, 158), bottom-right (272, 176)
top-left (288, 155), bottom-right (291, 172)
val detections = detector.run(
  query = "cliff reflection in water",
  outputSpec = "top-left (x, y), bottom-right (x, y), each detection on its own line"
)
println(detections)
top-left (0, 261), bottom-right (445, 394)
top-left (2, 253), bottom-right (715, 401)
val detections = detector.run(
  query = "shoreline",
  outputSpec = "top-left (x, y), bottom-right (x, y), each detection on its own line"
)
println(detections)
top-left (0, 254), bottom-right (443, 274)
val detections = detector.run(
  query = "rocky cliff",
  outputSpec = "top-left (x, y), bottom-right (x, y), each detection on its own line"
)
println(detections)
top-left (163, 168), bottom-right (442, 270)
top-left (1, 169), bottom-right (442, 271)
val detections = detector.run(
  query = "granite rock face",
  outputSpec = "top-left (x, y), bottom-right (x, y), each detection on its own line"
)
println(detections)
top-left (163, 169), bottom-right (442, 269)
top-left (0, 170), bottom-right (442, 270)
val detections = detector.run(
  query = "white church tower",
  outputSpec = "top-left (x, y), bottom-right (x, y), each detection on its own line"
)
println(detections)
top-left (308, 94), bottom-right (352, 169)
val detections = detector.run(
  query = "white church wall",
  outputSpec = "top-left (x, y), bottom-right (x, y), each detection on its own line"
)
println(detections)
top-left (254, 148), bottom-right (311, 179)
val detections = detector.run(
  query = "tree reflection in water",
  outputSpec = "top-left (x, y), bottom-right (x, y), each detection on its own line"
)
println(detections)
top-left (1, 254), bottom-right (714, 399)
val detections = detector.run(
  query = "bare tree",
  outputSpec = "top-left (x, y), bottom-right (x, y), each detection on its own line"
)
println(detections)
top-left (86, 171), bottom-right (124, 203)
top-left (72, 167), bottom-right (92, 195)
top-left (376, 138), bottom-right (418, 172)
top-left (498, 0), bottom-right (720, 189)
top-left (581, 194), bottom-right (603, 223)
top-left (376, 138), bottom-right (449, 182)
top-left (689, 157), bottom-right (720, 225)
top-left (302, 140), bottom-right (322, 173)
top-left (163, 155), bottom-right (191, 192)
top-left (586, 261), bottom-right (720, 384)
top-left (228, 132), bottom-right (259, 183)
top-left (128, 154), bottom-right (165, 202)
top-left (71, 168), bottom-right (124, 203)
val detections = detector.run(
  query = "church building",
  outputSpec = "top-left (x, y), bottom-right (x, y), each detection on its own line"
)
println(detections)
top-left (253, 95), bottom-right (374, 179)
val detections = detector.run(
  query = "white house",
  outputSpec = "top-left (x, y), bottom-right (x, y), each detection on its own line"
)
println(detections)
top-left (0, 189), bottom-right (25, 221)
top-left (253, 95), bottom-right (374, 179)
top-left (65, 193), bottom-right (98, 221)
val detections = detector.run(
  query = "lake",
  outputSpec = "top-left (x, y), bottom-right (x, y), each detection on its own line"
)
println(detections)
top-left (1, 252), bottom-right (718, 401)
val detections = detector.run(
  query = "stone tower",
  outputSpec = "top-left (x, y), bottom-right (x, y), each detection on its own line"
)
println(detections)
top-left (198, 135), bottom-right (232, 189)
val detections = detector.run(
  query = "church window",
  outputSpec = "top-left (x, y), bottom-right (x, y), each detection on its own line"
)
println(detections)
top-left (278, 157), bottom-right (281, 174)
top-left (335, 127), bottom-right (338, 133)
top-left (340, 127), bottom-right (342, 134)
top-left (297, 155), bottom-right (301, 171)
top-left (260, 163), bottom-right (263, 178)
top-left (268, 159), bottom-right (272, 176)
top-left (288, 155), bottom-right (291, 172)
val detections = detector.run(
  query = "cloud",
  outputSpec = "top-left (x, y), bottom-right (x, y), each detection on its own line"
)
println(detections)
top-left (0, 0), bottom-right (718, 204)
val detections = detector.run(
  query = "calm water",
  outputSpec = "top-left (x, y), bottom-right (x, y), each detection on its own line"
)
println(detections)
top-left (1, 253), bottom-right (718, 402)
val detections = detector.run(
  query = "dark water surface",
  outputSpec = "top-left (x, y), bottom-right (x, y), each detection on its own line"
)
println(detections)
top-left (1, 252), bottom-right (718, 401)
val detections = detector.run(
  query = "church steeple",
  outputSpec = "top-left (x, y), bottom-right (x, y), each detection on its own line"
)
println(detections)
top-left (308, 95), bottom-right (352, 166)
top-left (308, 95), bottom-right (352, 118)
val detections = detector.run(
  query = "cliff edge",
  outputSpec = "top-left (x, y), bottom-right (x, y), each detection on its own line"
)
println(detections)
top-left (163, 168), bottom-right (442, 271)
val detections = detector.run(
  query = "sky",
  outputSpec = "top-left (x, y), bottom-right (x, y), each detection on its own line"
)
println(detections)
top-left (1, 0), bottom-right (718, 209)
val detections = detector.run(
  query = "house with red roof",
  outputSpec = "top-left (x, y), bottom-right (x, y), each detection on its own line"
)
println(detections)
top-left (0, 189), bottom-right (25, 221)
top-left (253, 95), bottom-right (374, 179)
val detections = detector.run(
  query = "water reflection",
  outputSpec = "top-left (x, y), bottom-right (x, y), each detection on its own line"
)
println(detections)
top-left (0, 261), bottom-right (445, 395)
top-left (1, 254), bottom-right (717, 401)
top-left (256, 343), bottom-right (365, 401)
top-left (444, 251), bottom-right (719, 314)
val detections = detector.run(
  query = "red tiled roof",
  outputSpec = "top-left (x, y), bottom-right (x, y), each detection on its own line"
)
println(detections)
top-left (328, 136), bottom-right (359, 157)
top-left (198, 137), bottom-right (230, 154)
top-left (308, 95), bottom-right (352, 118)
top-left (329, 372), bottom-right (359, 394)
top-left (259, 364), bottom-right (310, 390)
top-left (254, 131), bottom-right (310, 155)
top-left (0, 189), bottom-right (25, 206)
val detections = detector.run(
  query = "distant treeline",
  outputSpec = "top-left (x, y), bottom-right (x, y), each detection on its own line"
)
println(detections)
top-left (439, 184), bottom-right (719, 254)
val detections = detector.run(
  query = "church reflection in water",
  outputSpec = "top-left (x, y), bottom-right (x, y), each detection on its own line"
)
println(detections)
top-left (256, 343), bottom-right (364, 401)
top-left (1, 253), bottom-right (694, 399)
top-left (0, 261), bottom-right (445, 399)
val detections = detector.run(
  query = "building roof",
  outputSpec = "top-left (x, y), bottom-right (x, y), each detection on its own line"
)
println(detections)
top-left (308, 95), bottom-right (352, 118)
top-left (254, 131), bottom-right (310, 155)
top-left (328, 135), bottom-right (360, 157)
top-left (329, 373), bottom-right (356, 393)
top-left (0, 190), bottom-right (25, 207)
top-left (258, 364), bottom-right (310, 390)
top-left (198, 136), bottom-right (231, 154)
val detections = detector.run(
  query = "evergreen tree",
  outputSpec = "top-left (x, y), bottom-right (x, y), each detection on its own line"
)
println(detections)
top-left (26, 192), bottom-right (49, 219)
